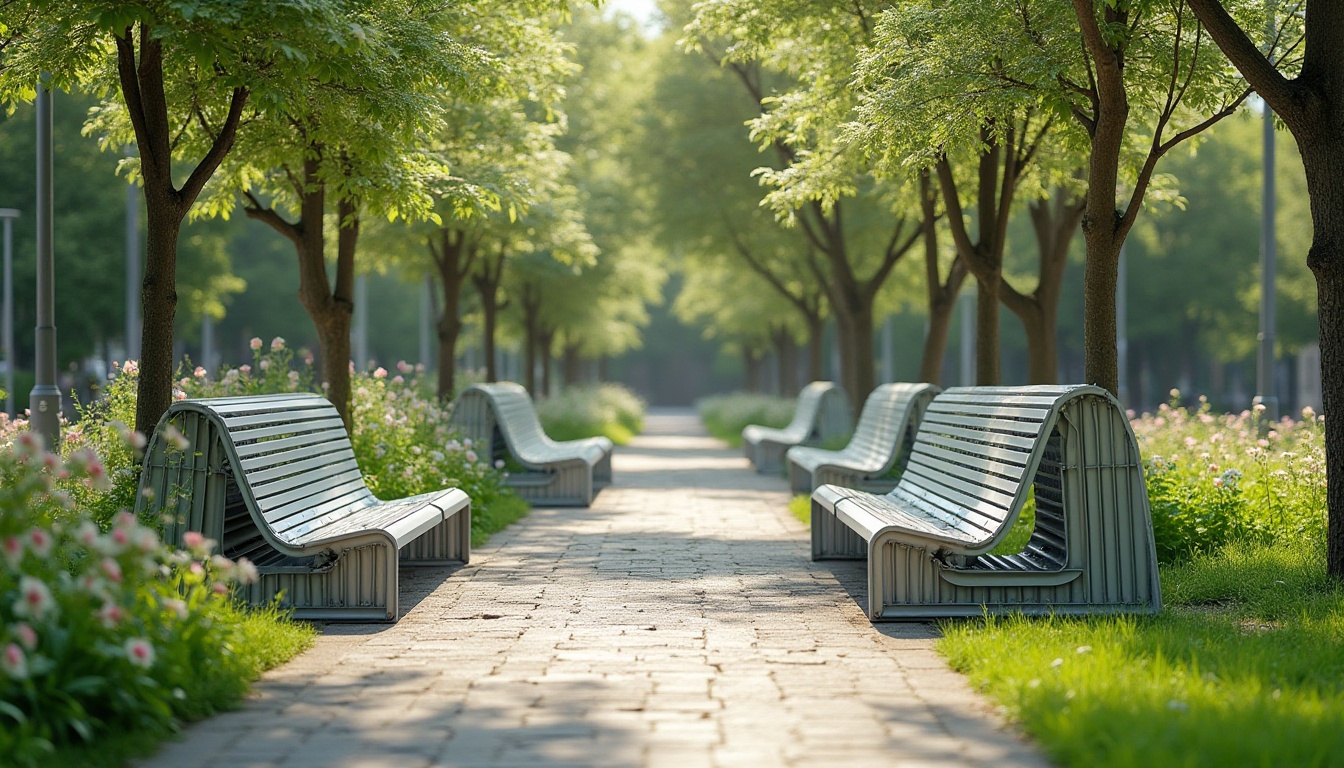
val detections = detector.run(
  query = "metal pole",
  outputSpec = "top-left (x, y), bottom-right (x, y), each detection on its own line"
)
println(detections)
top-left (30, 75), bottom-right (61, 447)
top-left (125, 146), bottom-right (140, 362)
top-left (1117, 243), bottom-right (1129, 407)
top-left (354, 273), bottom-right (368, 370)
top-left (419, 279), bottom-right (432, 371)
top-left (0, 209), bottom-right (18, 418)
top-left (201, 315), bottom-right (215, 374)
top-left (1253, 112), bottom-right (1279, 422)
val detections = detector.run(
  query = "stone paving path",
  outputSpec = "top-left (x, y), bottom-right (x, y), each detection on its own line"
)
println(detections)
top-left (140, 409), bottom-right (1050, 768)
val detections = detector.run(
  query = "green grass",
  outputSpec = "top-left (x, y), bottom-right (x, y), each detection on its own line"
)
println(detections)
top-left (939, 542), bottom-right (1344, 768)
top-left (48, 603), bottom-right (317, 768)
top-left (697, 392), bottom-right (795, 447)
top-left (789, 494), bottom-right (811, 524)
top-left (472, 491), bottom-right (531, 548)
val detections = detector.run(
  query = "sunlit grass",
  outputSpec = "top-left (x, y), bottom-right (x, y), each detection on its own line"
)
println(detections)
top-left (940, 542), bottom-right (1344, 768)
top-left (697, 392), bottom-right (794, 446)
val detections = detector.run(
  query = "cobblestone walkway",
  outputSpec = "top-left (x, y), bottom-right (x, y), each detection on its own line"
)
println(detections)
top-left (139, 409), bottom-right (1049, 768)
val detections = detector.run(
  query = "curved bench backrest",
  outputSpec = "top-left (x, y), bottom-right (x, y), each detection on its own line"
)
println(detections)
top-left (890, 385), bottom-right (1114, 555)
top-left (846, 382), bottom-right (940, 460)
top-left (787, 381), bottom-right (850, 440)
top-left (139, 393), bottom-right (376, 553)
top-left (452, 382), bottom-right (553, 464)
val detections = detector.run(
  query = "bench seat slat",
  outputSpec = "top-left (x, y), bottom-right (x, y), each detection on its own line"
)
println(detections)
top-left (228, 422), bottom-right (349, 453)
top-left (240, 443), bottom-right (354, 478)
top-left (913, 432), bottom-right (1036, 469)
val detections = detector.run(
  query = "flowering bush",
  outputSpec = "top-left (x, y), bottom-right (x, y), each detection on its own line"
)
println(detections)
top-left (1132, 392), bottom-right (1327, 562)
top-left (0, 434), bottom-right (264, 766)
top-left (697, 392), bottom-right (796, 447)
top-left (536, 383), bottom-right (646, 444)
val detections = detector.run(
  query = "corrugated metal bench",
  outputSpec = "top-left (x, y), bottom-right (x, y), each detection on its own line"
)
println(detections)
top-left (742, 381), bottom-right (852, 475)
top-left (787, 382), bottom-right (940, 494)
top-left (812, 385), bottom-right (1161, 620)
top-left (450, 382), bottom-right (612, 506)
top-left (136, 393), bottom-right (471, 622)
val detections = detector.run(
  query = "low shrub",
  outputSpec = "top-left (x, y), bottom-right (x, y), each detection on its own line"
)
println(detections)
top-left (697, 392), bottom-right (795, 447)
top-left (536, 383), bottom-right (646, 444)
top-left (0, 434), bottom-right (313, 767)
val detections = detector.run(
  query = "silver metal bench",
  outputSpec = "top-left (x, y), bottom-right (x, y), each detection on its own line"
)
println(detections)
top-left (450, 382), bottom-right (613, 506)
top-left (136, 393), bottom-right (471, 622)
top-left (812, 385), bottom-right (1161, 620)
top-left (742, 381), bottom-right (852, 475)
top-left (787, 382), bottom-right (940, 495)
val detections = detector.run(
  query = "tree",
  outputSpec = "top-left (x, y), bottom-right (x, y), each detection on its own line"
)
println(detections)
top-left (1182, 0), bottom-right (1344, 579)
top-left (1, 0), bottom-right (357, 434)
top-left (226, 0), bottom-right (481, 425)
top-left (687, 0), bottom-right (928, 402)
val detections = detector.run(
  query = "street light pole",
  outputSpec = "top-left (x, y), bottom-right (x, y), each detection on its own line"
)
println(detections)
top-left (1253, 6), bottom-right (1279, 423)
top-left (31, 75), bottom-right (61, 447)
top-left (0, 208), bottom-right (18, 419)
top-left (125, 146), bottom-right (140, 362)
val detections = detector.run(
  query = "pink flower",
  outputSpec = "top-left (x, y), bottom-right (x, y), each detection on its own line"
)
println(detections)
top-left (415, 363), bottom-right (425, 374)
top-left (397, 361), bottom-right (413, 374)
top-left (2, 643), bottom-right (27, 679)
top-left (14, 623), bottom-right (37, 651)
top-left (163, 424), bottom-right (190, 451)
top-left (26, 528), bottom-right (53, 559)
top-left (373, 367), bottom-right (387, 379)
top-left (183, 531), bottom-right (205, 549)
top-left (110, 527), bottom-right (130, 550)
top-left (250, 337), bottom-right (263, 351)
top-left (125, 638), bottom-right (155, 668)
top-left (122, 359), bottom-right (140, 376)
top-left (271, 337), bottom-right (285, 352)
top-left (234, 558), bottom-right (259, 585)
top-left (212, 581), bottom-right (230, 596)
top-left (98, 601), bottom-right (124, 628)
top-left (13, 577), bottom-right (54, 620)
top-left (259, 359), bottom-right (270, 371)
top-left (193, 366), bottom-right (207, 378)
top-left (392, 375), bottom-right (405, 385)
top-left (240, 364), bottom-right (252, 375)
top-left (100, 558), bottom-right (123, 583)
top-left (3, 536), bottom-right (24, 567)
top-left (162, 597), bottom-right (188, 620)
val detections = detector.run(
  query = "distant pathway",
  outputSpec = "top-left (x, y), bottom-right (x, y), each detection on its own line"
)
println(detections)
top-left (139, 408), bottom-right (1050, 768)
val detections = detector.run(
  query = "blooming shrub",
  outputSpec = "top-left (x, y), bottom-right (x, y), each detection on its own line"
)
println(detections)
top-left (0, 434), bottom-right (263, 766)
top-left (697, 392), bottom-right (796, 447)
top-left (536, 384), bottom-right (646, 444)
top-left (1132, 392), bottom-right (1327, 562)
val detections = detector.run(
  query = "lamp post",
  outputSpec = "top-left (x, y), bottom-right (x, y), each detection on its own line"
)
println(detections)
top-left (125, 146), bottom-right (140, 362)
top-left (0, 208), bottom-right (18, 418)
top-left (31, 75), bottom-right (61, 447)
top-left (1252, 97), bottom-right (1278, 422)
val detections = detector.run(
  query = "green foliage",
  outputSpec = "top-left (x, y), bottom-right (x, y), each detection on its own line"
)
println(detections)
top-left (788, 494), bottom-right (810, 525)
top-left (0, 434), bottom-right (312, 767)
top-left (697, 392), bottom-right (795, 447)
top-left (535, 384), bottom-right (646, 445)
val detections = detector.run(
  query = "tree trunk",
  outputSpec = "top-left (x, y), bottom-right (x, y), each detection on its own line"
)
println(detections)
top-left (562, 340), bottom-right (583, 386)
top-left (1000, 193), bottom-right (1082, 385)
top-left (806, 314), bottom-right (824, 382)
top-left (520, 285), bottom-right (542, 394)
top-left (540, 327), bottom-right (555, 396)
top-left (974, 272), bottom-right (1001, 385)
top-left (918, 171), bottom-right (970, 384)
top-left (119, 27), bottom-right (247, 436)
top-left (1300, 138), bottom-right (1344, 580)
top-left (743, 347), bottom-right (764, 393)
top-left (472, 248), bottom-right (507, 383)
top-left (430, 228), bottom-right (476, 401)
top-left (134, 194), bottom-right (183, 436)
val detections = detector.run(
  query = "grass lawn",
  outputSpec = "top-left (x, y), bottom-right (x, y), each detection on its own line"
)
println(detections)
top-left (940, 542), bottom-right (1344, 768)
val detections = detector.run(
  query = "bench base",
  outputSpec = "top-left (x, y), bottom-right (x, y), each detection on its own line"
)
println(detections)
top-left (506, 453), bottom-right (608, 507)
top-left (238, 508), bottom-right (470, 623)
top-left (813, 499), bottom-right (1160, 621)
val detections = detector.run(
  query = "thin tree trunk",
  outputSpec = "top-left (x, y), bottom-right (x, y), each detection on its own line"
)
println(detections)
top-left (743, 347), bottom-right (764, 393)
top-left (520, 284), bottom-right (541, 394)
top-left (540, 327), bottom-right (555, 396)
top-left (806, 314), bottom-right (823, 382)
top-left (562, 340), bottom-right (583, 386)
top-left (472, 247), bottom-right (507, 383)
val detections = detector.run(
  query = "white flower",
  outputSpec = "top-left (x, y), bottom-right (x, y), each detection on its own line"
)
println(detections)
top-left (250, 337), bottom-right (263, 351)
top-left (194, 366), bottom-right (207, 378)
top-left (270, 336), bottom-right (285, 352)
top-left (13, 576), bottom-right (55, 620)
top-left (26, 528), bottom-right (53, 558)
top-left (125, 638), bottom-right (155, 668)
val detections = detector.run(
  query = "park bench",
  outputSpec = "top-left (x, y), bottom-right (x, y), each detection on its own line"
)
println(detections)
top-left (136, 393), bottom-right (471, 623)
top-left (787, 382), bottom-right (940, 495)
top-left (450, 382), bottom-right (613, 506)
top-left (811, 384), bottom-right (1161, 620)
top-left (742, 381), bottom-right (852, 475)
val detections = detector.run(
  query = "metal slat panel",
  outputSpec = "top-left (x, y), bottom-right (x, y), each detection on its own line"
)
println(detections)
top-left (914, 420), bottom-right (1040, 451)
top-left (240, 444), bottom-right (355, 478)
top-left (229, 422), bottom-right (349, 453)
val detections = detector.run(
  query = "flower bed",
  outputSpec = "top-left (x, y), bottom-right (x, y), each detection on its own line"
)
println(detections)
top-left (535, 383), bottom-right (646, 444)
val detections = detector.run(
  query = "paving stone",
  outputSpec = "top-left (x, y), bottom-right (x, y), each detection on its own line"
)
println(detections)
top-left (132, 409), bottom-right (1050, 768)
